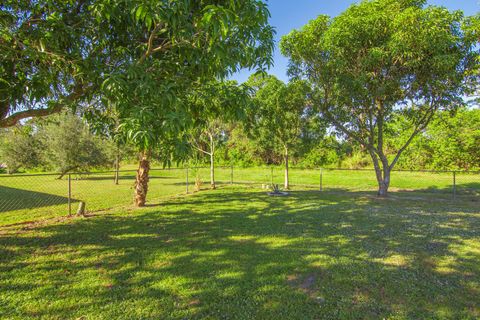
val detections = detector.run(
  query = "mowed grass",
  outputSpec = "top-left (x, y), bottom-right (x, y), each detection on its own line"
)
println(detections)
top-left (0, 169), bottom-right (189, 226)
top-left (0, 187), bottom-right (479, 319)
top-left (0, 166), bottom-right (478, 227)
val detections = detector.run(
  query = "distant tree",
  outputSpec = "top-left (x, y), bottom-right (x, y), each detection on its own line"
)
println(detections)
top-left (222, 124), bottom-right (264, 167)
top-left (0, 124), bottom-right (42, 173)
top-left (38, 112), bottom-right (112, 178)
top-left (189, 119), bottom-right (226, 189)
top-left (389, 108), bottom-right (480, 170)
top-left (247, 75), bottom-right (310, 189)
top-left (188, 81), bottom-right (250, 189)
top-left (281, 0), bottom-right (480, 195)
top-left (427, 109), bottom-right (480, 170)
top-left (300, 136), bottom-right (343, 168)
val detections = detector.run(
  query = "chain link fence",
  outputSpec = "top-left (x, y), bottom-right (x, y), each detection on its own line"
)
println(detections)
top-left (0, 166), bottom-right (478, 226)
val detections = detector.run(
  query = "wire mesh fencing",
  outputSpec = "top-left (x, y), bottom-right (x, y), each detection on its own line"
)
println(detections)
top-left (227, 167), bottom-right (480, 200)
top-left (0, 166), bottom-right (478, 227)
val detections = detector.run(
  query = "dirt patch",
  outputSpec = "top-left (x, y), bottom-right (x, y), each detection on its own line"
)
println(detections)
top-left (287, 272), bottom-right (325, 303)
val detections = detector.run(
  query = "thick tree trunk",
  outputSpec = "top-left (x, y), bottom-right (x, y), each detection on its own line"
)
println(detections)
top-left (368, 150), bottom-right (391, 197)
top-left (376, 168), bottom-right (391, 196)
top-left (134, 151), bottom-right (150, 207)
top-left (284, 147), bottom-right (289, 189)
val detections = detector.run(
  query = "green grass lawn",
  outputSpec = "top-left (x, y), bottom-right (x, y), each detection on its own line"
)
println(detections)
top-left (0, 187), bottom-right (479, 319)
top-left (0, 166), bottom-right (478, 227)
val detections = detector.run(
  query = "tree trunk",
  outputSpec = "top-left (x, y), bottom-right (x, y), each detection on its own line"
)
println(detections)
top-left (134, 151), bottom-right (150, 207)
top-left (369, 151), bottom-right (391, 197)
top-left (378, 167), bottom-right (391, 196)
top-left (372, 160), bottom-right (391, 196)
top-left (210, 153), bottom-right (215, 189)
top-left (209, 133), bottom-right (215, 189)
top-left (114, 148), bottom-right (120, 185)
top-left (284, 147), bottom-right (289, 189)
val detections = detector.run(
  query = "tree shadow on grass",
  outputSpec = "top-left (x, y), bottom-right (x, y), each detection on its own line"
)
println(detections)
top-left (0, 185), bottom-right (72, 213)
top-left (0, 189), bottom-right (479, 319)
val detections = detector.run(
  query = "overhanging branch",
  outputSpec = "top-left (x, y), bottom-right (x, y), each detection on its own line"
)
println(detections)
top-left (0, 85), bottom-right (87, 128)
top-left (0, 106), bottom-right (63, 127)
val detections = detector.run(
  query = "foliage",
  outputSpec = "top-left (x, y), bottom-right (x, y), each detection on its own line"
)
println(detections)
top-left (299, 136), bottom-right (343, 168)
top-left (390, 108), bottom-right (480, 170)
top-left (281, 0), bottom-right (480, 194)
top-left (96, 0), bottom-right (275, 161)
top-left (246, 74), bottom-right (311, 156)
top-left (0, 124), bottom-right (43, 173)
top-left (217, 124), bottom-right (265, 167)
top-left (37, 112), bottom-right (113, 176)
top-left (1, 0), bottom-right (106, 127)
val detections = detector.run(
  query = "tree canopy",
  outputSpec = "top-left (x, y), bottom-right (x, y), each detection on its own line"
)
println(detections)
top-left (280, 0), bottom-right (480, 195)
top-left (1, 0), bottom-right (274, 128)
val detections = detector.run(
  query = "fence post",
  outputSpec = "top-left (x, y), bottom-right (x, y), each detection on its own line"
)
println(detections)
top-left (320, 168), bottom-right (323, 192)
top-left (453, 171), bottom-right (456, 200)
top-left (186, 167), bottom-right (189, 194)
top-left (230, 165), bottom-right (233, 185)
top-left (68, 174), bottom-right (72, 215)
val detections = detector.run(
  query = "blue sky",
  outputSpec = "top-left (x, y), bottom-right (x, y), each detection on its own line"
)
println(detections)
top-left (232, 0), bottom-right (480, 83)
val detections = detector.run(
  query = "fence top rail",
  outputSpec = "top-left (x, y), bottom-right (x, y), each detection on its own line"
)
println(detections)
top-left (0, 166), bottom-right (478, 178)
top-left (288, 167), bottom-right (480, 174)
top-left (0, 166), bottom-right (235, 178)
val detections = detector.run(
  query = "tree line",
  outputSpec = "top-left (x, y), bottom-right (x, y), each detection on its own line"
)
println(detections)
top-left (1, 0), bottom-right (479, 201)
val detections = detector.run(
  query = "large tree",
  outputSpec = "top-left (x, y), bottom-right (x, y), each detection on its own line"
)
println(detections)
top-left (247, 74), bottom-right (310, 189)
top-left (0, 1), bottom-right (108, 127)
top-left (281, 0), bottom-right (480, 195)
top-left (97, 1), bottom-right (274, 206)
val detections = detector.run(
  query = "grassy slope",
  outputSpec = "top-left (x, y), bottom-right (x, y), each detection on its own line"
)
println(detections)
top-left (0, 187), bottom-right (479, 319)
top-left (0, 167), bottom-right (478, 227)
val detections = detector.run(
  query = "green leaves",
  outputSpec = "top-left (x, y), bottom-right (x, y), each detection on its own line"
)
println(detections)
top-left (246, 74), bottom-right (311, 157)
top-left (280, 0), bottom-right (479, 193)
top-left (281, 0), bottom-right (479, 165)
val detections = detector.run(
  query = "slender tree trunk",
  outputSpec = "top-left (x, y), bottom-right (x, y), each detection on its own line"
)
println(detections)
top-left (114, 146), bottom-right (120, 185)
top-left (284, 147), bottom-right (289, 189)
top-left (134, 151), bottom-right (150, 207)
top-left (209, 133), bottom-right (215, 189)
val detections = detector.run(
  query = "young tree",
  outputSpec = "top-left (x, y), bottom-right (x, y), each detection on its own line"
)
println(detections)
top-left (189, 119), bottom-right (225, 189)
top-left (281, 0), bottom-right (480, 195)
top-left (188, 81), bottom-right (250, 189)
top-left (247, 75), bottom-right (310, 189)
